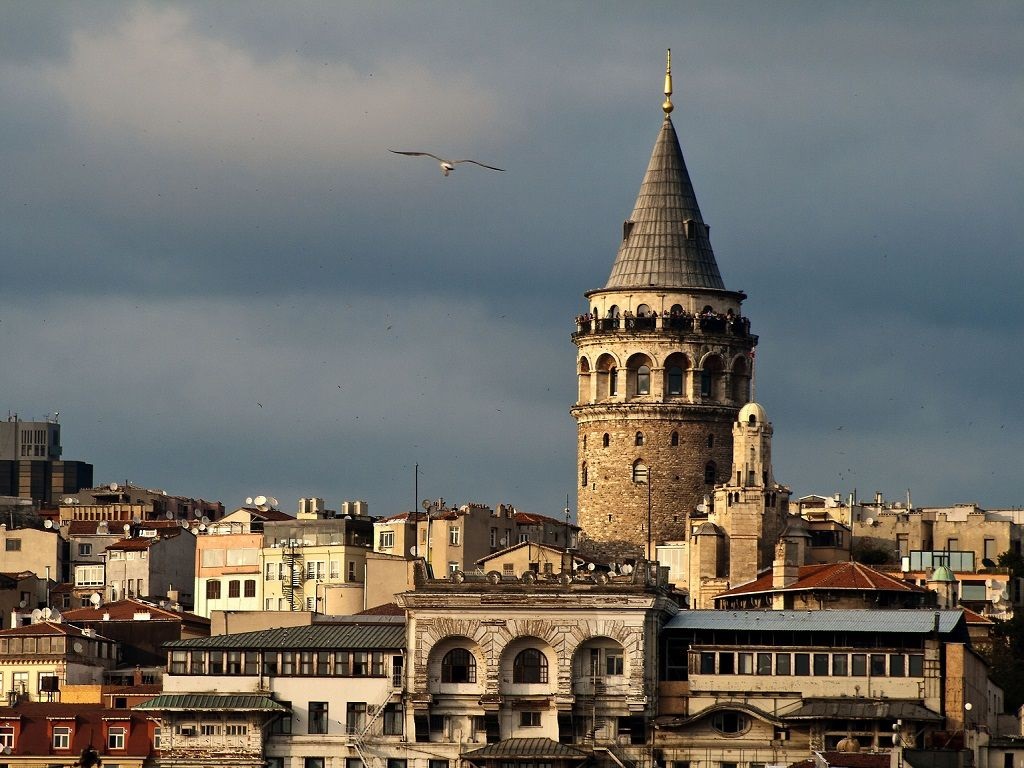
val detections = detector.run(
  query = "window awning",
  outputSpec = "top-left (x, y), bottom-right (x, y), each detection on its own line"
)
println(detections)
top-left (463, 738), bottom-right (590, 761)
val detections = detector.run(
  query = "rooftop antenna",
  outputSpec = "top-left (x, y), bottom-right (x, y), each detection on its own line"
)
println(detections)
top-left (662, 48), bottom-right (673, 116)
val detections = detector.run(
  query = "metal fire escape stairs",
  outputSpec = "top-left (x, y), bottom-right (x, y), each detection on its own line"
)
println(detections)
top-left (345, 682), bottom-right (402, 768)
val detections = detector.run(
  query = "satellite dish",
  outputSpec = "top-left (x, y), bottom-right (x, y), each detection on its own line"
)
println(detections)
top-left (109, 482), bottom-right (119, 491)
top-left (267, 497), bottom-right (279, 508)
top-left (123, 524), bottom-right (131, 534)
top-left (31, 608), bottom-right (43, 622)
top-left (62, 496), bottom-right (77, 505)
top-left (199, 524), bottom-right (206, 531)
top-left (44, 519), bottom-right (53, 529)
top-left (18, 600), bottom-right (26, 608)
top-left (2, 745), bottom-right (10, 755)
top-left (409, 546), bottom-right (418, 556)
top-left (194, 509), bottom-right (202, 518)
top-left (179, 520), bottom-right (189, 528)
top-left (200, 516), bottom-right (210, 525)
top-left (253, 495), bottom-right (267, 507)
top-left (982, 558), bottom-right (996, 569)
top-left (587, 562), bottom-right (596, 571)
top-left (41, 607), bottom-right (52, 619)
top-left (132, 515), bottom-right (141, 524)
top-left (421, 499), bottom-right (432, 510)
top-left (696, 503), bottom-right (707, 513)
top-left (486, 571), bottom-right (502, 584)
top-left (621, 564), bottom-right (634, 575)
top-left (865, 517), bottom-right (874, 526)
top-left (90, 593), bottom-right (102, 606)
top-left (245, 497), bottom-right (254, 505)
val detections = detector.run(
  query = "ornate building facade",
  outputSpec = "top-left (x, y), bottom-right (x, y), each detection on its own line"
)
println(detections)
top-left (572, 54), bottom-right (756, 559)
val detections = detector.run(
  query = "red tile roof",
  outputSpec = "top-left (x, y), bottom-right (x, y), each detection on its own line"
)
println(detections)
top-left (719, 561), bottom-right (928, 597)
top-left (514, 511), bottom-right (579, 529)
top-left (356, 602), bottom-right (405, 616)
top-left (0, 620), bottom-right (99, 638)
top-left (61, 598), bottom-right (209, 625)
top-left (0, 701), bottom-right (153, 761)
top-left (960, 606), bottom-right (994, 625)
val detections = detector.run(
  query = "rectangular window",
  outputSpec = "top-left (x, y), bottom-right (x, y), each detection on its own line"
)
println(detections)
top-left (718, 652), bottom-right (734, 674)
top-left (909, 654), bottom-right (924, 676)
top-left (170, 650), bottom-right (187, 674)
top-left (430, 761), bottom-right (450, 768)
top-left (300, 652), bottom-right (314, 675)
top-left (606, 654), bottom-right (624, 675)
top-left (153, 726), bottom-right (162, 749)
top-left (890, 654), bottom-right (905, 677)
top-left (262, 653), bottom-right (279, 676)
top-left (520, 711), bottom-right (541, 727)
top-left (53, 725), bottom-right (71, 749)
top-left (794, 653), bottom-right (810, 676)
top-left (380, 531), bottom-right (395, 549)
top-left (78, 543), bottom-right (92, 556)
top-left (870, 654), bottom-right (887, 676)
top-left (226, 724), bottom-right (248, 736)
top-left (316, 651), bottom-right (330, 675)
top-left (372, 652), bottom-right (385, 677)
top-left (271, 701), bottom-right (292, 734)
top-left (305, 759), bottom-right (326, 768)
top-left (209, 651), bottom-right (224, 674)
top-left (348, 760), bottom-right (365, 768)
top-left (387, 761), bottom-right (407, 768)
top-left (348, 561), bottom-right (357, 580)
top-left (775, 653), bottom-right (791, 675)
top-left (353, 652), bottom-right (368, 676)
top-left (832, 654), bottom-right (848, 676)
top-left (347, 702), bottom-right (367, 734)
top-left (383, 703), bottom-right (404, 735)
top-left (449, 527), bottom-right (461, 546)
top-left (737, 652), bottom-right (753, 675)
top-left (281, 652), bottom-right (295, 675)
top-left (244, 652), bottom-right (258, 675)
top-left (306, 561), bottom-right (324, 580)
top-left (266, 562), bottom-right (278, 580)
top-left (228, 580), bottom-right (240, 598)
top-left (335, 651), bottom-right (349, 675)
top-left (330, 560), bottom-right (340, 579)
top-left (490, 528), bottom-right (498, 547)
top-left (108, 726), bottom-right (126, 749)
top-left (813, 653), bottom-right (829, 676)
top-left (206, 580), bottom-right (221, 600)
top-left (309, 702), bottom-right (328, 734)
top-left (699, 652), bottom-right (715, 674)
top-left (244, 579), bottom-right (256, 598)
top-left (448, 561), bottom-right (459, 574)
top-left (190, 650), bottom-right (206, 675)
top-left (0, 725), bottom-right (15, 748)
top-left (201, 548), bottom-right (226, 567)
top-left (984, 538), bottom-right (998, 561)
top-left (5, 539), bottom-right (21, 552)
top-left (851, 653), bottom-right (867, 676)
top-left (756, 653), bottom-right (772, 675)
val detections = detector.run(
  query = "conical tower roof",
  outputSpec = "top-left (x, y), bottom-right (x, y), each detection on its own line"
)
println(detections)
top-left (604, 115), bottom-right (725, 291)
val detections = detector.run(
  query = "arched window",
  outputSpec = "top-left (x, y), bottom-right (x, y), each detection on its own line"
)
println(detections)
top-left (711, 711), bottom-right (749, 735)
top-left (636, 365), bottom-right (650, 395)
top-left (707, 434), bottom-right (714, 449)
top-left (608, 367), bottom-right (618, 396)
top-left (632, 460), bottom-right (649, 484)
top-left (602, 433), bottom-right (610, 448)
top-left (667, 366), bottom-right (683, 395)
top-left (748, 413), bottom-right (757, 425)
top-left (513, 649), bottom-right (548, 683)
top-left (704, 461), bottom-right (717, 485)
top-left (582, 434), bottom-right (587, 449)
top-left (441, 648), bottom-right (476, 683)
top-left (635, 431), bottom-right (644, 446)
top-left (670, 431), bottom-right (679, 446)
top-left (581, 463), bottom-right (588, 488)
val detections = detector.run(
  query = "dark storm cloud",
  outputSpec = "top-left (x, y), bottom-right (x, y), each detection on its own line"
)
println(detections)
top-left (2, 2), bottom-right (1022, 515)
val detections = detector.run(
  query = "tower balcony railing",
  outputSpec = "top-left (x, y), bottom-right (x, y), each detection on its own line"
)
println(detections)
top-left (573, 313), bottom-right (753, 340)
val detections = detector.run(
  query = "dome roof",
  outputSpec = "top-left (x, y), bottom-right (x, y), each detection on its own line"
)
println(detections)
top-left (929, 565), bottom-right (956, 583)
top-left (738, 402), bottom-right (767, 425)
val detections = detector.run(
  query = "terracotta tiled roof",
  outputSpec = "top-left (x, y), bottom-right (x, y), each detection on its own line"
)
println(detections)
top-left (960, 606), bottom-right (994, 625)
top-left (62, 598), bottom-right (209, 626)
top-left (513, 511), bottom-right (579, 529)
top-left (720, 561), bottom-right (927, 597)
top-left (0, 702), bottom-right (152, 761)
top-left (66, 520), bottom-right (124, 536)
top-left (356, 602), bottom-right (405, 616)
top-left (378, 511), bottom-right (425, 523)
top-left (0, 620), bottom-right (99, 638)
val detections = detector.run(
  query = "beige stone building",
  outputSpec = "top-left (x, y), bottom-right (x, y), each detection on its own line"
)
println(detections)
top-left (571, 60), bottom-right (756, 560)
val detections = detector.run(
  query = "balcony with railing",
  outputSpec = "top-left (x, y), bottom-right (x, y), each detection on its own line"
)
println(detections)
top-left (573, 312), bottom-right (753, 341)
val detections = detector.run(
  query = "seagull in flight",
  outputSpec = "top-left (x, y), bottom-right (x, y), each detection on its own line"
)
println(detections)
top-left (388, 150), bottom-right (505, 176)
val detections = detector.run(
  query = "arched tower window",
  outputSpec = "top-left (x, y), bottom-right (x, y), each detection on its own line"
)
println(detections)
top-left (578, 357), bottom-right (592, 404)
top-left (581, 463), bottom-right (588, 488)
top-left (700, 355), bottom-right (724, 399)
top-left (582, 434), bottom-right (587, 449)
top-left (608, 367), bottom-right (618, 396)
top-left (748, 413), bottom-right (757, 425)
top-left (704, 461), bottom-right (717, 485)
top-left (602, 433), bottom-right (610, 448)
top-left (707, 434), bottom-right (714, 449)
top-left (670, 431), bottom-right (679, 446)
top-left (441, 648), bottom-right (476, 683)
top-left (636, 365), bottom-right (651, 395)
top-left (635, 432), bottom-right (644, 447)
top-left (513, 649), bottom-right (548, 683)
top-left (632, 460), bottom-right (649, 484)
top-left (732, 356), bottom-right (750, 403)
top-left (664, 352), bottom-right (688, 397)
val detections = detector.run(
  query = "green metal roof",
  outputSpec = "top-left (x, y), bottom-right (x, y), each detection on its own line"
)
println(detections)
top-left (665, 609), bottom-right (965, 635)
top-left (135, 694), bottom-right (287, 712)
top-left (464, 738), bottom-right (590, 760)
top-left (164, 622), bottom-right (405, 651)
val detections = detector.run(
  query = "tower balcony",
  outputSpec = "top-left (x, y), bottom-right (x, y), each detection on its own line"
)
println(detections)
top-left (573, 313), bottom-right (755, 344)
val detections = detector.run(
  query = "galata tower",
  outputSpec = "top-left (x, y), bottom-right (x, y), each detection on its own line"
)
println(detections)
top-left (571, 51), bottom-right (757, 560)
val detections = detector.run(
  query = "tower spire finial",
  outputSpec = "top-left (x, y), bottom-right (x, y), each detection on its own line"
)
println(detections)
top-left (662, 48), bottom-right (674, 115)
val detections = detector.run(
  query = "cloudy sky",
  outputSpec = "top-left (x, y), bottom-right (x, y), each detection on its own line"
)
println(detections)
top-left (2, 2), bottom-right (1022, 518)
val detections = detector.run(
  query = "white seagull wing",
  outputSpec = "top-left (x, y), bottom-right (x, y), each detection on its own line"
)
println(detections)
top-left (451, 159), bottom-right (506, 172)
top-left (388, 149), bottom-right (447, 163)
